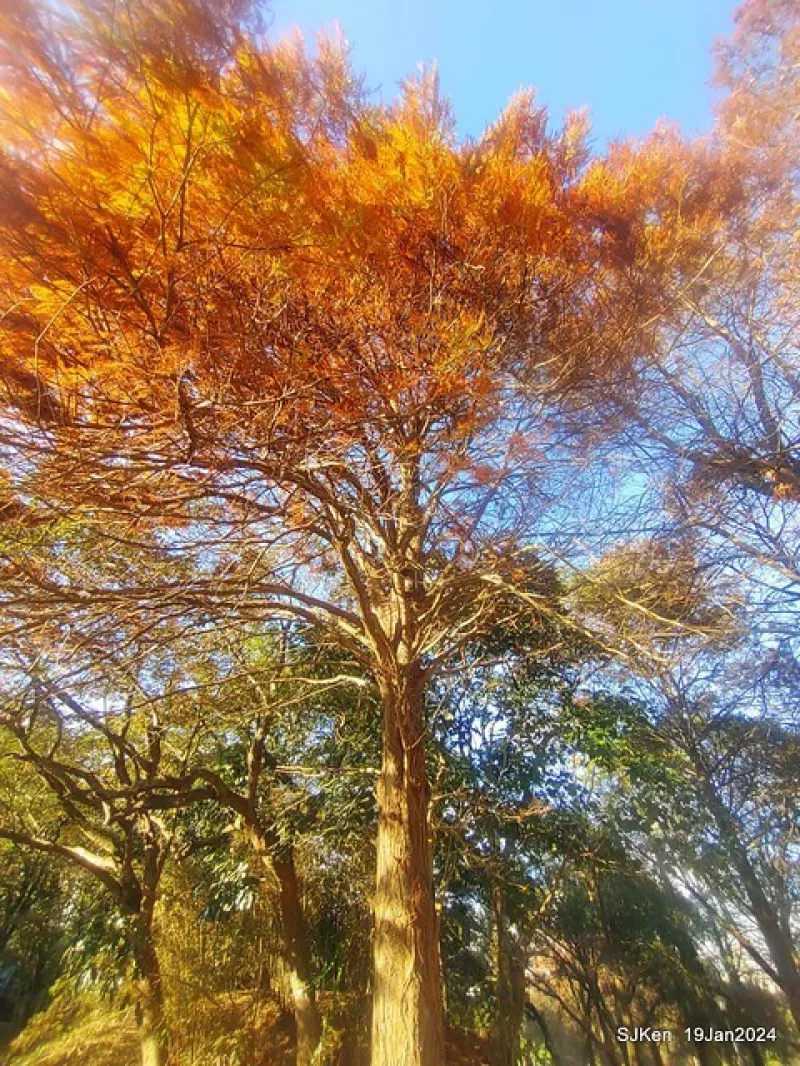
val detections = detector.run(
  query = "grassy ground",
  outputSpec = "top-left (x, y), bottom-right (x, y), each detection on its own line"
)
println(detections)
top-left (2, 985), bottom-right (303, 1066)
top-left (2, 983), bottom-right (500, 1066)
top-left (2, 993), bottom-right (138, 1066)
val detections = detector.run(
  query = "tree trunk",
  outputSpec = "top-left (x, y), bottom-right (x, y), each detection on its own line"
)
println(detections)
top-left (584, 985), bottom-right (623, 1066)
top-left (632, 1036), bottom-right (649, 1066)
top-left (697, 771), bottom-right (800, 1034)
top-left (131, 917), bottom-right (169, 1066)
top-left (250, 826), bottom-right (322, 1066)
top-left (489, 887), bottom-right (526, 1066)
top-left (273, 850), bottom-right (323, 1066)
top-left (582, 995), bottom-right (598, 1066)
top-left (370, 672), bottom-right (446, 1066)
top-left (737, 874), bottom-right (800, 1034)
top-left (524, 1000), bottom-right (562, 1066)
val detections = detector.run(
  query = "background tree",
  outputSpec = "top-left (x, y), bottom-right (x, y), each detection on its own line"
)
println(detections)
top-left (0, 841), bottom-right (63, 1036)
top-left (612, 668), bottom-right (798, 1039)
top-left (571, 530), bottom-right (800, 1041)
top-left (0, 644), bottom-right (217, 1066)
top-left (606, 0), bottom-right (799, 649)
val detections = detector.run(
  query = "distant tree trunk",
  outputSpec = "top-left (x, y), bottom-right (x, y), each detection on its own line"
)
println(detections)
top-left (582, 978), bottom-right (623, 1066)
top-left (272, 850), bottom-right (323, 1066)
top-left (524, 1001), bottom-right (562, 1066)
top-left (696, 766), bottom-right (800, 1034)
top-left (737, 873), bottom-right (800, 1034)
top-left (123, 840), bottom-right (169, 1066)
top-left (586, 1035), bottom-right (597, 1066)
top-left (631, 1037), bottom-right (649, 1066)
top-left (130, 909), bottom-right (169, 1066)
top-left (648, 1039), bottom-right (664, 1066)
top-left (489, 887), bottom-right (526, 1066)
top-left (747, 1041), bottom-right (765, 1066)
top-left (251, 830), bottom-right (322, 1066)
top-left (370, 669), bottom-right (446, 1066)
top-left (694, 1036), bottom-right (715, 1066)
top-left (582, 997), bottom-right (598, 1066)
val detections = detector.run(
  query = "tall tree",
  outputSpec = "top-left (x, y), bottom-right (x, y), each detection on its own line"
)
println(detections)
top-left (609, 0), bottom-right (800, 644)
top-left (0, 654), bottom-right (215, 1066)
top-left (186, 636), bottom-right (335, 1066)
top-left (574, 532), bottom-right (800, 1036)
top-left (646, 668), bottom-right (799, 1036)
top-left (0, 2), bottom-right (729, 1061)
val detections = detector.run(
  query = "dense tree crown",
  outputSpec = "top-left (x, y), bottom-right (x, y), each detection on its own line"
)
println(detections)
top-left (0, 1), bottom-right (797, 1065)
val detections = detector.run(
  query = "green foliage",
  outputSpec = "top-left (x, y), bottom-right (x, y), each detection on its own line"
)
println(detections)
top-left (0, 846), bottom-right (63, 1028)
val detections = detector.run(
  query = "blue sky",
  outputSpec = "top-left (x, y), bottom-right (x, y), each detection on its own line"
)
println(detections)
top-left (269, 0), bottom-right (739, 145)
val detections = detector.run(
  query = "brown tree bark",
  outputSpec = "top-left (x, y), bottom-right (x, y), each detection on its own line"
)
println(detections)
top-left (201, 740), bottom-right (323, 1066)
top-left (370, 670), bottom-right (446, 1066)
top-left (648, 1037), bottom-right (664, 1066)
top-left (246, 826), bottom-right (322, 1066)
top-left (273, 850), bottom-right (323, 1066)
top-left (122, 834), bottom-right (170, 1066)
top-left (489, 887), bottom-right (526, 1066)
top-left (131, 921), bottom-right (169, 1066)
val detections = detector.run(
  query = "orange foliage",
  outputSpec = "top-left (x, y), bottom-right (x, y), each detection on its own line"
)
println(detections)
top-left (0, 0), bottom-right (735, 500)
